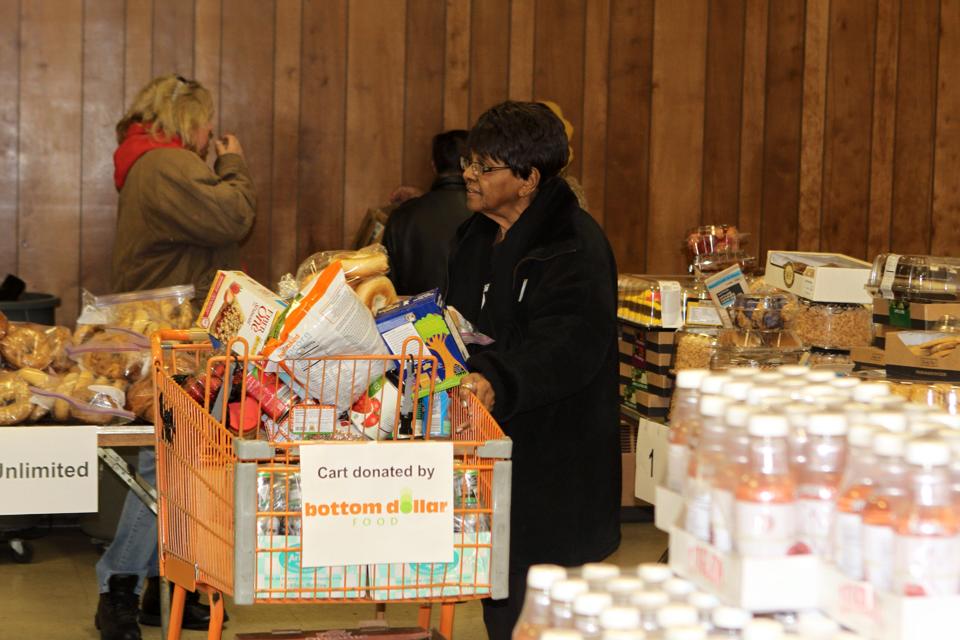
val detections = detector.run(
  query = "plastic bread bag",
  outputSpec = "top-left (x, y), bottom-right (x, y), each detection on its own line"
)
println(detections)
top-left (294, 243), bottom-right (389, 288)
top-left (262, 262), bottom-right (391, 413)
top-left (76, 284), bottom-right (196, 335)
top-left (0, 370), bottom-right (33, 425)
top-left (0, 322), bottom-right (63, 370)
top-left (126, 376), bottom-right (155, 422)
top-left (15, 367), bottom-right (61, 421)
top-left (66, 329), bottom-right (151, 383)
top-left (30, 382), bottom-right (134, 426)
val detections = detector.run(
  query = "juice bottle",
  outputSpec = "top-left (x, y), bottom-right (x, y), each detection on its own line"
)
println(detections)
top-left (604, 576), bottom-right (643, 606)
top-left (909, 421), bottom-right (941, 437)
top-left (685, 395), bottom-right (731, 541)
top-left (688, 591), bottom-right (720, 628)
top-left (662, 577), bottom-right (695, 602)
top-left (851, 382), bottom-right (890, 404)
top-left (720, 379), bottom-right (755, 404)
top-left (892, 438), bottom-right (960, 596)
top-left (512, 565), bottom-right (568, 640)
top-left (630, 589), bottom-right (669, 633)
top-left (805, 370), bottom-right (837, 384)
top-left (711, 606), bottom-right (751, 637)
top-left (861, 431), bottom-right (909, 592)
top-left (784, 403), bottom-right (817, 476)
top-left (802, 384), bottom-right (843, 404)
top-left (656, 605), bottom-right (700, 631)
top-left (711, 404), bottom-right (753, 551)
top-left (778, 365), bottom-right (810, 378)
top-left (573, 592), bottom-right (613, 639)
top-left (598, 607), bottom-right (643, 633)
top-left (734, 414), bottom-right (797, 557)
top-left (636, 563), bottom-right (672, 587)
top-left (668, 370), bottom-right (711, 493)
top-left (580, 563), bottom-right (620, 592)
top-left (550, 579), bottom-right (590, 628)
top-left (796, 413), bottom-right (847, 556)
top-left (746, 385), bottom-right (783, 407)
top-left (866, 411), bottom-right (908, 433)
top-left (829, 377), bottom-right (861, 394)
top-left (832, 424), bottom-right (878, 579)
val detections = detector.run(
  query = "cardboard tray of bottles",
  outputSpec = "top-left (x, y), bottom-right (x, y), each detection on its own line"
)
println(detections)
top-left (668, 525), bottom-right (821, 612)
top-left (819, 565), bottom-right (960, 640)
top-left (654, 485), bottom-right (684, 533)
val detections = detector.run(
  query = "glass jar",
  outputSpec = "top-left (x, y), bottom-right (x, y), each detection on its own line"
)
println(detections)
top-left (807, 348), bottom-right (854, 373)
top-left (683, 224), bottom-right (752, 273)
top-left (712, 329), bottom-right (807, 370)
top-left (867, 254), bottom-right (960, 302)
top-left (793, 299), bottom-right (872, 349)
top-left (674, 328), bottom-right (719, 371)
top-left (729, 292), bottom-right (798, 332)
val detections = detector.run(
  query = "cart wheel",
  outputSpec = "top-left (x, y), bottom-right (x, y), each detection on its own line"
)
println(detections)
top-left (9, 539), bottom-right (33, 563)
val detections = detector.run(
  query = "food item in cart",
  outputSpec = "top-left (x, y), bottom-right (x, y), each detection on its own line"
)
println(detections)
top-left (197, 271), bottom-right (287, 355)
top-left (0, 371), bottom-right (32, 425)
top-left (294, 243), bottom-right (390, 287)
top-left (793, 299), bottom-right (871, 349)
top-left (1, 323), bottom-right (54, 369)
top-left (354, 275), bottom-right (398, 315)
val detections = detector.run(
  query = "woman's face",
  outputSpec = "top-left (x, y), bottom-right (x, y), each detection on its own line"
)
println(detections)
top-left (462, 155), bottom-right (526, 218)
top-left (194, 120), bottom-right (214, 159)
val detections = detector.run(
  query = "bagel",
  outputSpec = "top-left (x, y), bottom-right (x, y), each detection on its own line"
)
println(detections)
top-left (1, 324), bottom-right (54, 370)
top-left (46, 325), bottom-right (75, 372)
top-left (340, 251), bottom-right (389, 281)
top-left (354, 276), bottom-right (398, 314)
top-left (0, 310), bottom-right (7, 340)
top-left (0, 371), bottom-right (32, 425)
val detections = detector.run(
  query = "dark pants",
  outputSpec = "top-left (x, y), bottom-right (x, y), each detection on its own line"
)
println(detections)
top-left (481, 569), bottom-right (529, 640)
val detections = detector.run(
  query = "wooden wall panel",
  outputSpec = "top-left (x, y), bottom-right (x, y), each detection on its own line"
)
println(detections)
top-left (605, 0), bottom-right (654, 273)
top-left (508, 0), bottom-right (535, 101)
top-left (468, 0), bottom-right (509, 125)
top-left (932, 0), bottom-right (960, 255)
top-left (647, 0), bottom-right (708, 274)
top-left (797, 0), bottom-right (829, 251)
top-left (123, 0), bottom-right (152, 112)
top-left (344, 0), bottom-right (406, 246)
top-left (702, 0), bottom-right (745, 226)
top-left (18, 1), bottom-right (83, 321)
top-left (820, 0), bottom-right (877, 258)
top-left (759, 0), bottom-right (805, 261)
top-left (403, 0), bottom-right (447, 190)
top-left (534, 0), bottom-right (587, 180)
top-left (81, 0), bottom-right (125, 298)
top-left (581, 0), bottom-right (610, 221)
top-left (442, 0), bottom-right (470, 130)
top-left (891, 0), bottom-right (940, 255)
top-left (738, 0), bottom-right (769, 260)
top-left (0, 1), bottom-right (19, 280)
top-left (152, 0), bottom-right (195, 78)
top-left (222, 0), bottom-right (276, 285)
top-left (298, 0), bottom-right (347, 263)
top-left (194, 0), bottom-right (222, 134)
top-left (270, 0), bottom-right (302, 286)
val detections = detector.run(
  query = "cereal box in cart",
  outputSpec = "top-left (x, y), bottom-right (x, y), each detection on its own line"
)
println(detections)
top-left (198, 271), bottom-right (288, 355)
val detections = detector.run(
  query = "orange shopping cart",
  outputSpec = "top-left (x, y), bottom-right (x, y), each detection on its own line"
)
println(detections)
top-left (149, 330), bottom-right (512, 640)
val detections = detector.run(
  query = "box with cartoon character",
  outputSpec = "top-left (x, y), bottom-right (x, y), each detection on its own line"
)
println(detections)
top-left (367, 532), bottom-right (491, 600)
top-left (375, 290), bottom-right (470, 397)
top-left (256, 535), bottom-right (367, 599)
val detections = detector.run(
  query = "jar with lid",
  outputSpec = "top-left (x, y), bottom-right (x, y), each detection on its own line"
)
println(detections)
top-left (728, 292), bottom-right (798, 332)
top-left (793, 298), bottom-right (872, 349)
top-left (675, 328), bottom-right (720, 371)
top-left (867, 254), bottom-right (960, 302)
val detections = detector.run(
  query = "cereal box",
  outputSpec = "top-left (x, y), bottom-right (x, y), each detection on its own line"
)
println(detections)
top-left (197, 271), bottom-right (287, 355)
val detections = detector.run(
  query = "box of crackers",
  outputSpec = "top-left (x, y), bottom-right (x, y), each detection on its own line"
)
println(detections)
top-left (885, 331), bottom-right (960, 382)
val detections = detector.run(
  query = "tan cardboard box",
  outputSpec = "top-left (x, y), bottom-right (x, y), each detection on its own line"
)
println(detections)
top-left (765, 251), bottom-right (872, 304)
top-left (885, 331), bottom-right (960, 382)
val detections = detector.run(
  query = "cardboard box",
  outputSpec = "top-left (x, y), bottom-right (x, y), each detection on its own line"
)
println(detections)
top-left (375, 290), bottom-right (469, 396)
top-left (255, 535), bottom-right (366, 599)
top-left (851, 345), bottom-right (885, 368)
top-left (765, 251), bottom-right (872, 304)
top-left (885, 331), bottom-right (960, 382)
top-left (352, 206), bottom-right (394, 249)
top-left (368, 532), bottom-right (491, 600)
top-left (872, 296), bottom-right (960, 329)
top-left (198, 271), bottom-right (288, 355)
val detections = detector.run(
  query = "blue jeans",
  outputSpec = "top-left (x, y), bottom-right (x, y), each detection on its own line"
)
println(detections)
top-left (95, 448), bottom-right (159, 595)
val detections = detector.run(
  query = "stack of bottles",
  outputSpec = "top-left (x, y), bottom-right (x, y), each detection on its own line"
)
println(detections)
top-left (665, 365), bottom-right (960, 599)
top-left (511, 562), bottom-right (864, 639)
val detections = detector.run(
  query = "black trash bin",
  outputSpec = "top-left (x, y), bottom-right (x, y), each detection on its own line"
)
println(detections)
top-left (0, 292), bottom-right (60, 325)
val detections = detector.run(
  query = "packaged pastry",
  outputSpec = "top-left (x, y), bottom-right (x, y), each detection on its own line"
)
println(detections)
top-left (683, 224), bottom-right (751, 272)
top-left (0, 370), bottom-right (32, 425)
top-left (674, 328), bottom-right (719, 371)
top-left (729, 293), bottom-right (798, 332)
top-left (76, 284), bottom-right (196, 336)
top-left (867, 254), bottom-right (960, 302)
top-left (617, 275), bottom-right (684, 328)
top-left (66, 329), bottom-right (151, 382)
top-left (292, 244), bottom-right (397, 314)
top-left (793, 299), bottom-right (872, 349)
top-left (0, 322), bottom-right (60, 370)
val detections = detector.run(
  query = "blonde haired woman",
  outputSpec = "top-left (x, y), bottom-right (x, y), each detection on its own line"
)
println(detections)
top-left (97, 75), bottom-right (254, 640)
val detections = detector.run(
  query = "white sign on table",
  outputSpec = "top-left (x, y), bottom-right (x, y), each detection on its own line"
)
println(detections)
top-left (299, 441), bottom-right (453, 567)
top-left (0, 426), bottom-right (98, 515)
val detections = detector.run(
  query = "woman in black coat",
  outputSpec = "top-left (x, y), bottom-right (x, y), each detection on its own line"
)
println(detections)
top-left (444, 101), bottom-right (621, 638)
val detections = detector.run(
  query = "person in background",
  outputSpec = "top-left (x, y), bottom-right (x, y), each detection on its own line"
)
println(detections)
top-left (382, 130), bottom-right (472, 296)
top-left (538, 100), bottom-right (588, 210)
top-left (97, 74), bottom-right (256, 640)
top-left (444, 101), bottom-right (621, 638)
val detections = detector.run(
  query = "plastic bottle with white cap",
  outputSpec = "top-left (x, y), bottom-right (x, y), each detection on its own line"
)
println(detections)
top-left (833, 424), bottom-right (878, 579)
top-left (656, 604), bottom-right (700, 630)
top-left (727, 367), bottom-right (760, 379)
top-left (581, 563), bottom-right (621, 591)
top-left (796, 413), bottom-right (847, 556)
top-left (908, 421), bottom-right (941, 437)
top-left (735, 414), bottom-right (797, 556)
top-left (866, 410), bottom-right (908, 433)
top-left (805, 370), bottom-right (838, 384)
top-left (664, 627), bottom-right (708, 640)
top-left (830, 632), bottom-right (864, 640)
top-left (687, 591), bottom-right (720, 628)
top-left (605, 576), bottom-right (644, 607)
top-left (947, 436), bottom-right (960, 509)
top-left (721, 379), bottom-right (755, 404)
top-left (778, 365), bottom-right (810, 378)
top-left (795, 611), bottom-right (840, 639)
top-left (861, 431), bottom-right (909, 591)
top-left (685, 395), bottom-right (731, 541)
top-left (573, 592), bottom-right (614, 639)
top-left (828, 376), bottom-right (860, 393)
top-left (701, 374), bottom-right (733, 397)
top-left (742, 618), bottom-right (784, 640)
top-left (662, 577), bottom-right (695, 602)
top-left (636, 563), bottom-right (672, 586)
top-left (785, 403), bottom-right (818, 475)
top-left (892, 438), bottom-right (960, 596)
top-left (926, 412), bottom-right (960, 430)
top-left (851, 382), bottom-right (890, 404)
top-left (712, 404), bottom-right (754, 552)
top-left (803, 384), bottom-right (843, 403)
top-left (550, 579), bottom-right (590, 629)
top-left (746, 385), bottom-right (785, 408)
top-left (753, 371), bottom-right (784, 385)
top-left (513, 565), bottom-right (568, 640)
top-left (779, 378), bottom-right (809, 402)
top-left (669, 370), bottom-right (711, 492)
top-left (711, 606), bottom-right (751, 637)
top-left (630, 589), bottom-right (670, 634)
top-left (841, 402), bottom-right (872, 427)
top-left (599, 607), bottom-right (643, 632)
top-left (541, 631), bottom-right (585, 640)
top-left (869, 395), bottom-right (906, 410)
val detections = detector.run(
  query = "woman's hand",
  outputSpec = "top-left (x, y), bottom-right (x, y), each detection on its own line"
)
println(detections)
top-left (215, 134), bottom-right (244, 159)
top-left (459, 372), bottom-right (495, 412)
top-left (389, 184), bottom-right (424, 204)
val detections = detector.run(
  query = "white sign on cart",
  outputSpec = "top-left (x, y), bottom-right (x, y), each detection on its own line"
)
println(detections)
top-left (299, 441), bottom-right (454, 567)
top-left (0, 426), bottom-right (98, 515)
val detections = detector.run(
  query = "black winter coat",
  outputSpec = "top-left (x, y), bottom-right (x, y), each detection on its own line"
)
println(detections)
top-left (383, 174), bottom-right (472, 296)
top-left (444, 176), bottom-right (621, 569)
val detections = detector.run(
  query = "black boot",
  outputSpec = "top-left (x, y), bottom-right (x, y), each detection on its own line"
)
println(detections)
top-left (139, 576), bottom-right (228, 630)
top-left (95, 575), bottom-right (142, 640)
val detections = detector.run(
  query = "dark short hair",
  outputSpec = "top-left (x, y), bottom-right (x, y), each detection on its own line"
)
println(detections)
top-left (432, 129), bottom-right (468, 174)
top-left (467, 101), bottom-right (569, 180)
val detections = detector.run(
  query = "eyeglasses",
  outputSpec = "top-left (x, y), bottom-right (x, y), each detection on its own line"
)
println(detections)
top-left (460, 157), bottom-right (512, 175)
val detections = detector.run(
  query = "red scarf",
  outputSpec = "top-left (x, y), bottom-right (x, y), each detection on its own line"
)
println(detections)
top-left (113, 122), bottom-right (184, 191)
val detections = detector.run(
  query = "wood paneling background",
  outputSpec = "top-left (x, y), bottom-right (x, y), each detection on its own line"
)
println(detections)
top-left (1, 0), bottom-right (958, 322)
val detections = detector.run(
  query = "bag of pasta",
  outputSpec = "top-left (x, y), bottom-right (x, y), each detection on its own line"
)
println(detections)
top-left (76, 284), bottom-right (196, 337)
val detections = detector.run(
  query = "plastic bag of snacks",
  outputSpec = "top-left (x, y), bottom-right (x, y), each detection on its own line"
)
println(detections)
top-left (0, 370), bottom-right (33, 425)
top-left (66, 329), bottom-right (151, 383)
top-left (30, 380), bottom-right (133, 426)
top-left (0, 322), bottom-right (75, 371)
top-left (76, 284), bottom-right (196, 336)
top-left (291, 244), bottom-right (398, 314)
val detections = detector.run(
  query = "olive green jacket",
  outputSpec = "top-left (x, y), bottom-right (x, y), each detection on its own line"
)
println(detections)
top-left (111, 148), bottom-right (256, 297)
